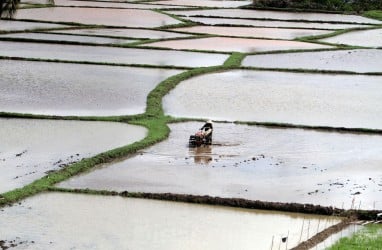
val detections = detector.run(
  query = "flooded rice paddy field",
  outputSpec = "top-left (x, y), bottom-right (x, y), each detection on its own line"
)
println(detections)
top-left (52, 0), bottom-right (190, 9)
top-left (172, 26), bottom-right (331, 40)
top-left (243, 49), bottom-right (382, 73)
top-left (0, 60), bottom-right (182, 116)
top-left (0, 20), bottom-right (70, 32)
top-left (185, 17), bottom-right (372, 30)
top-left (0, 32), bottom-right (138, 45)
top-left (14, 7), bottom-right (181, 27)
top-left (168, 9), bottom-right (382, 24)
top-left (0, 118), bottom-right (146, 193)
top-left (59, 122), bottom-right (382, 210)
top-left (320, 28), bottom-right (382, 48)
top-left (155, 0), bottom-right (252, 8)
top-left (2, 1), bottom-right (381, 248)
top-left (163, 70), bottom-right (382, 129)
top-left (0, 192), bottom-right (340, 250)
top-left (48, 27), bottom-right (192, 39)
top-left (0, 41), bottom-right (228, 67)
top-left (144, 37), bottom-right (329, 52)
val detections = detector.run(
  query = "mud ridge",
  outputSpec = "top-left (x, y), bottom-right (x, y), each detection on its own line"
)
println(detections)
top-left (291, 218), bottom-right (353, 250)
top-left (119, 191), bottom-right (343, 216)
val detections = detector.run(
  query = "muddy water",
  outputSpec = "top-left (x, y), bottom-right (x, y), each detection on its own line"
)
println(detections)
top-left (59, 122), bottom-right (382, 210)
top-left (0, 60), bottom-right (182, 116)
top-left (0, 118), bottom-right (147, 194)
top-left (163, 70), bottom-right (382, 129)
top-left (0, 192), bottom-right (340, 250)
top-left (243, 49), bottom-right (382, 73)
top-left (14, 7), bottom-right (180, 27)
top-left (144, 37), bottom-right (329, 52)
top-left (0, 20), bottom-right (69, 32)
top-left (186, 17), bottom-right (371, 30)
top-left (321, 28), bottom-right (382, 48)
top-left (172, 26), bottom-right (330, 40)
top-left (169, 9), bottom-right (382, 24)
top-left (0, 41), bottom-right (228, 67)
top-left (49, 28), bottom-right (191, 39)
top-left (0, 32), bottom-right (137, 45)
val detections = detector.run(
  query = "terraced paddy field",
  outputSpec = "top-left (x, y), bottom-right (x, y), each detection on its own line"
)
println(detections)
top-left (1, 1), bottom-right (381, 249)
top-left (0, 118), bottom-right (146, 193)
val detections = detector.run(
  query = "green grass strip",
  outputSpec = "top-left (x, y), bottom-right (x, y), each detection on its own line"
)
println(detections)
top-left (363, 10), bottom-right (382, 21)
top-left (327, 224), bottom-right (382, 250)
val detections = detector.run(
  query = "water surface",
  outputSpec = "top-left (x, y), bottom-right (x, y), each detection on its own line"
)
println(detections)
top-left (0, 41), bottom-right (228, 67)
top-left (49, 27), bottom-right (191, 39)
top-left (169, 9), bottom-right (382, 24)
top-left (0, 192), bottom-right (340, 250)
top-left (0, 20), bottom-right (69, 32)
top-left (0, 32), bottom-right (137, 45)
top-left (59, 122), bottom-right (382, 210)
top-left (172, 26), bottom-right (330, 39)
top-left (0, 60), bottom-right (181, 116)
top-left (243, 49), bottom-right (382, 73)
top-left (321, 28), bottom-right (382, 48)
top-left (163, 70), bottom-right (382, 129)
top-left (15, 7), bottom-right (181, 28)
top-left (144, 37), bottom-right (329, 52)
top-left (156, 0), bottom-right (251, 8)
top-left (0, 118), bottom-right (147, 194)
top-left (186, 17), bottom-right (371, 29)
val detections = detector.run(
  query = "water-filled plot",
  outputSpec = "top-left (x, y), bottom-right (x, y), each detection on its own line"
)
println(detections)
top-left (0, 20), bottom-right (70, 32)
top-left (163, 70), bottom-right (382, 129)
top-left (0, 192), bottom-right (341, 250)
top-left (59, 122), bottom-right (382, 209)
top-left (143, 37), bottom-right (329, 52)
top-left (242, 49), bottom-right (382, 73)
top-left (155, 0), bottom-right (251, 8)
top-left (49, 27), bottom-right (191, 39)
top-left (185, 17), bottom-right (372, 30)
top-left (172, 26), bottom-right (331, 39)
top-left (0, 32), bottom-right (138, 45)
top-left (168, 9), bottom-right (382, 24)
top-left (0, 60), bottom-right (182, 116)
top-left (0, 41), bottom-right (228, 67)
top-left (52, 0), bottom-right (189, 9)
top-left (320, 28), bottom-right (382, 48)
top-left (0, 118), bottom-right (146, 194)
top-left (14, 7), bottom-right (181, 28)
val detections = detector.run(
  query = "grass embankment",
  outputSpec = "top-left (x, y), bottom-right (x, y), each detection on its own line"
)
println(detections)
top-left (327, 224), bottom-right (382, 250)
top-left (364, 10), bottom-right (382, 21)
top-left (0, 52), bottom-right (244, 208)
